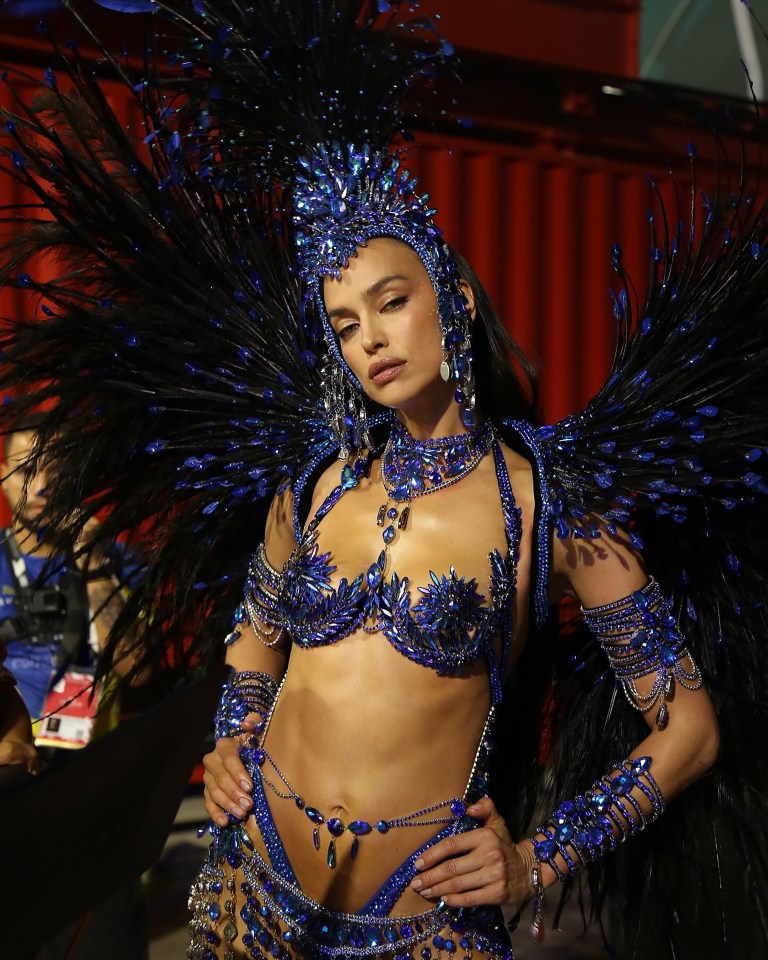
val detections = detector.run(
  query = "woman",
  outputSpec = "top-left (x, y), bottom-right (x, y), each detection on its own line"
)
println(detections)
top-left (191, 233), bottom-right (719, 959)
top-left (0, 3), bottom-right (764, 958)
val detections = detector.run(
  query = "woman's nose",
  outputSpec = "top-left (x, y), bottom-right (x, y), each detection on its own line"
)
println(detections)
top-left (360, 316), bottom-right (388, 353)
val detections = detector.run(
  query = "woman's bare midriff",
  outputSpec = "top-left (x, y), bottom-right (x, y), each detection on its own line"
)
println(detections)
top-left (247, 637), bottom-right (492, 914)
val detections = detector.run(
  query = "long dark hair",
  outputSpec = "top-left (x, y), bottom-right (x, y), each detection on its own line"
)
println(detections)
top-left (449, 246), bottom-right (539, 425)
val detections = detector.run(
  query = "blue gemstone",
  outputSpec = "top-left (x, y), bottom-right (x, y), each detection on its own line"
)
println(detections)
top-left (444, 940), bottom-right (456, 954)
top-left (533, 839), bottom-right (556, 860)
top-left (450, 800), bottom-right (466, 817)
top-left (350, 928), bottom-right (365, 948)
top-left (384, 926), bottom-right (398, 943)
top-left (375, 820), bottom-right (390, 833)
top-left (587, 826), bottom-right (605, 845)
top-left (365, 927), bottom-right (382, 947)
top-left (341, 465), bottom-right (358, 489)
top-left (556, 822), bottom-right (575, 842)
top-left (610, 773), bottom-right (632, 796)
top-left (591, 793), bottom-right (611, 812)
top-left (351, 837), bottom-right (359, 859)
top-left (387, 507), bottom-right (398, 519)
top-left (461, 407), bottom-right (477, 429)
top-left (348, 820), bottom-right (372, 835)
top-left (366, 564), bottom-right (381, 589)
top-left (400, 924), bottom-right (413, 938)
top-left (573, 830), bottom-right (587, 848)
top-left (327, 818), bottom-right (345, 837)
top-left (306, 807), bottom-right (325, 823)
top-left (208, 903), bottom-right (221, 921)
top-left (660, 644), bottom-right (677, 666)
top-left (382, 525), bottom-right (396, 544)
top-left (631, 756), bottom-right (652, 774)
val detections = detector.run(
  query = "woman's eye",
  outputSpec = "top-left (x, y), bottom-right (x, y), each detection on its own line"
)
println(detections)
top-left (337, 323), bottom-right (358, 340)
top-left (382, 296), bottom-right (407, 312)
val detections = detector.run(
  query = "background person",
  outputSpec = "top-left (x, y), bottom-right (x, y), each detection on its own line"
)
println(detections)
top-left (0, 414), bottom-right (150, 960)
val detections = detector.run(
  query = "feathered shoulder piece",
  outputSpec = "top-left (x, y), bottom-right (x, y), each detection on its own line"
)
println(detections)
top-left (0, 0), bottom-right (447, 676)
top-left (524, 161), bottom-right (768, 951)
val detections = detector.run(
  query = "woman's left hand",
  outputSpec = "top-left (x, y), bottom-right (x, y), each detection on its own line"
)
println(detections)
top-left (409, 796), bottom-right (535, 908)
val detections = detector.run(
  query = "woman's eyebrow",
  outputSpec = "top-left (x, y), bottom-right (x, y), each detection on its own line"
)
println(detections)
top-left (326, 274), bottom-right (409, 321)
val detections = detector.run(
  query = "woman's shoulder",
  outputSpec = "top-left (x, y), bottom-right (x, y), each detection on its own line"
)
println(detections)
top-left (264, 480), bottom-right (300, 568)
top-left (495, 435), bottom-right (535, 511)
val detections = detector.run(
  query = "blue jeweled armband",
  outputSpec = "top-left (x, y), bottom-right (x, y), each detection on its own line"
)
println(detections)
top-left (582, 577), bottom-right (702, 728)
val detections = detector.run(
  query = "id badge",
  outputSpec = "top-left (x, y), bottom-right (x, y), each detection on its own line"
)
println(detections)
top-left (35, 669), bottom-right (101, 749)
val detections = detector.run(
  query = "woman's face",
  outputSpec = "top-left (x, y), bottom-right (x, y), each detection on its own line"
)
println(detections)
top-left (323, 238), bottom-right (459, 421)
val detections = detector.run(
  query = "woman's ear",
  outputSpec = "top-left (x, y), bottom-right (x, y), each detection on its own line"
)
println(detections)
top-left (459, 279), bottom-right (477, 321)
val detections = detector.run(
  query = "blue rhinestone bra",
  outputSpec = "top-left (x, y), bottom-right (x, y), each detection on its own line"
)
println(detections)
top-left (241, 439), bottom-right (521, 704)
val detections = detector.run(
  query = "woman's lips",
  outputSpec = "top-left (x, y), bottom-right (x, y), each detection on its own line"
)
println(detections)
top-left (369, 360), bottom-right (405, 385)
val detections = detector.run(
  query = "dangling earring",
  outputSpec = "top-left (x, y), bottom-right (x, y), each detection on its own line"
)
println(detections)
top-left (321, 352), bottom-right (371, 459)
top-left (440, 313), bottom-right (477, 430)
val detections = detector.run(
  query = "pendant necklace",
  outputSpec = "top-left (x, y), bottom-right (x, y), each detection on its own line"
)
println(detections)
top-left (376, 418), bottom-right (495, 551)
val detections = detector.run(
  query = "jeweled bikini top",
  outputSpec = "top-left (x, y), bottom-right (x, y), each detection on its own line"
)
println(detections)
top-left (239, 423), bottom-right (522, 704)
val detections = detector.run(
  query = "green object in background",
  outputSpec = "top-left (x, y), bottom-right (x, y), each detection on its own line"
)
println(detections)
top-left (640, 0), bottom-right (768, 101)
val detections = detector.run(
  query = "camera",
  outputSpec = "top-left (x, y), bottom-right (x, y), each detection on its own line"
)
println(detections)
top-left (0, 586), bottom-right (68, 644)
top-left (26, 587), bottom-right (67, 619)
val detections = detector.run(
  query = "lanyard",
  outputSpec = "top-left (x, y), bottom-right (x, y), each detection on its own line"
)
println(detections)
top-left (2, 527), bottom-right (32, 591)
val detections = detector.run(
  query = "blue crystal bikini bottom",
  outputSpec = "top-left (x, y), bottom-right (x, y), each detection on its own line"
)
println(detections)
top-left (188, 781), bottom-right (515, 960)
top-left (188, 692), bottom-right (513, 958)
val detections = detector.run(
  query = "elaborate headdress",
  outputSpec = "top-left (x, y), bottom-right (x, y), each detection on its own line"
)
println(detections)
top-left (292, 141), bottom-right (477, 453)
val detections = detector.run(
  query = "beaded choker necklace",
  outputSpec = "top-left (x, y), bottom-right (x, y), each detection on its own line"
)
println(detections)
top-left (376, 418), bottom-right (494, 547)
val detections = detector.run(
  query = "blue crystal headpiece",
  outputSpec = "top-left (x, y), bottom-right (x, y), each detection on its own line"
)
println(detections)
top-left (292, 142), bottom-right (476, 443)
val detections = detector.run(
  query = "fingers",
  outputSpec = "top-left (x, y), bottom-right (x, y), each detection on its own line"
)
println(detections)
top-left (202, 739), bottom-right (254, 826)
top-left (411, 828), bottom-right (506, 898)
top-left (0, 740), bottom-right (38, 773)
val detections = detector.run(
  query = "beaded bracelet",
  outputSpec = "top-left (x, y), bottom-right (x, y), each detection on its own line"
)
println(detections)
top-left (527, 756), bottom-right (665, 942)
top-left (213, 669), bottom-right (280, 742)
top-left (582, 577), bottom-right (702, 729)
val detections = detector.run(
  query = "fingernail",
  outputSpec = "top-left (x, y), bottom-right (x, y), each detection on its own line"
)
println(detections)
top-left (239, 801), bottom-right (251, 813)
top-left (240, 779), bottom-right (251, 791)
top-left (410, 878), bottom-right (422, 891)
top-left (421, 888), bottom-right (432, 898)
top-left (414, 857), bottom-right (424, 869)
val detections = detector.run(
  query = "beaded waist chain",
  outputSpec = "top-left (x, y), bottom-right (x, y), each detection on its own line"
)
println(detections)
top-left (242, 673), bottom-right (496, 871)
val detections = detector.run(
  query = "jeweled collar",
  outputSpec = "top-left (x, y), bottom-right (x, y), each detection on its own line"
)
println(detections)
top-left (382, 419), bottom-right (495, 502)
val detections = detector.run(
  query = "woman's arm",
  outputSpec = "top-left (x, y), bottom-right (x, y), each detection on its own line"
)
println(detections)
top-left (529, 525), bottom-right (719, 887)
top-left (202, 483), bottom-right (296, 825)
top-left (410, 522), bottom-right (719, 914)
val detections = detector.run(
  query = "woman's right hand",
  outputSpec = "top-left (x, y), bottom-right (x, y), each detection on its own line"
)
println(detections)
top-left (203, 716), bottom-right (259, 826)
